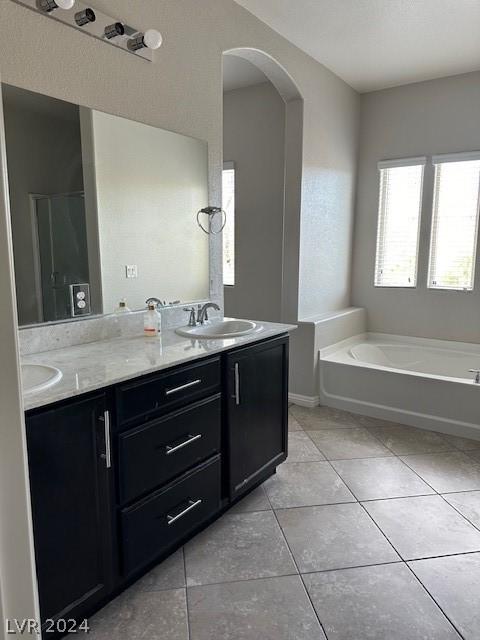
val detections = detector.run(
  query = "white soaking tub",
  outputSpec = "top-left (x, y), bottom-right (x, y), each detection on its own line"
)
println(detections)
top-left (319, 333), bottom-right (480, 439)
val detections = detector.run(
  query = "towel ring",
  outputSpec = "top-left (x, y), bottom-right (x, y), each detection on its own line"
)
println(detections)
top-left (196, 206), bottom-right (227, 235)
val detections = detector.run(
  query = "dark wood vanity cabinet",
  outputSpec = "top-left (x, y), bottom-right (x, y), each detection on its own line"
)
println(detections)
top-left (25, 334), bottom-right (289, 630)
top-left (26, 394), bottom-right (115, 629)
top-left (226, 335), bottom-right (289, 499)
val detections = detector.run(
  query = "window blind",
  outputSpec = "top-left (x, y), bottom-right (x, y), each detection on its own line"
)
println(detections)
top-left (222, 163), bottom-right (235, 287)
top-left (374, 159), bottom-right (425, 287)
top-left (428, 156), bottom-right (480, 291)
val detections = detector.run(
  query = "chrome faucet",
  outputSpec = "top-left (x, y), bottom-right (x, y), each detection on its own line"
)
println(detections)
top-left (197, 302), bottom-right (220, 325)
top-left (469, 369), bottom-right (480, 384)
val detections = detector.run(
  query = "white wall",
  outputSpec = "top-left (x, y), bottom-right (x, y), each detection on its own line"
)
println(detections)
top-left (89, 110), bottom-right (209, 314)
top-left (0, 0), bottom-right (359, 617)
top-left (352, 71), bottom-right (480, 342)
top-left (223, 82), bottom-right (285, 322)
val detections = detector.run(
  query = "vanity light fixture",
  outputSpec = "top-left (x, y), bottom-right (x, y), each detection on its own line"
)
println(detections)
top-left (74, 7), bottom-right (95, 25)
top-left (12, 0), bottom-right (161, 61)
top-left (37, 0), bottom-right (74, 12)
top-left (127, 29), bottom-right (163, 52)
top-left (104, 21), bottom-right (124, 39)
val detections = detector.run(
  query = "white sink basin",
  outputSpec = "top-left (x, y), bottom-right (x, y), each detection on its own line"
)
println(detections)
top-left (22, 364), bottom-right (62, 394)
top-left (176, 319), bottom-right (259, 339)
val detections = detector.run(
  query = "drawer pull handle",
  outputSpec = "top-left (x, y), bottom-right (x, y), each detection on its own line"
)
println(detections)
top-left (165, 379), bottom-right (201, 396)
top-left (167, 499), bottom-right (202, 525)
top-left (165, 433), bottom-right (202, 455)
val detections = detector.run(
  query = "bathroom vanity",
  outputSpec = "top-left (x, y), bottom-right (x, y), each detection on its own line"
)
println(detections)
top-left (23, 324), bottom-right (292, 631)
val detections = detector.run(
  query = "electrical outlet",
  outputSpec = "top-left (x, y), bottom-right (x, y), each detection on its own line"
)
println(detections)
top-left (125, 265), bottom-right (138, 279)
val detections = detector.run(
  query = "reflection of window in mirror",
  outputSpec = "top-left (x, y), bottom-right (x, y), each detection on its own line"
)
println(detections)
top-left (222, 162), bottom-right (235, 287)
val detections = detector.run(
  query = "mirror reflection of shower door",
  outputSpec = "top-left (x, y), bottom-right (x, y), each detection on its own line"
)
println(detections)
top-left (32, 193), bottom-right (90, 322)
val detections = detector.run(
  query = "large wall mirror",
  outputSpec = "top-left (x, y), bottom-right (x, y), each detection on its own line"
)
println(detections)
top-left (1, 83), bottom-right (210, 327)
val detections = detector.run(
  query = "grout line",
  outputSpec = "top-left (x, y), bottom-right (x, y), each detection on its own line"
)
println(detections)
top-left (269, 500), bottom-right (330, 639)
top-left (182, 548), bottom-right (192, 640)
top-left (404, 562), bottom-right (466, 640)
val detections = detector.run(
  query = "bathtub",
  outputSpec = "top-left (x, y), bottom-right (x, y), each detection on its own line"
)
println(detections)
top-left (320, 333), bottom-right (480, 439)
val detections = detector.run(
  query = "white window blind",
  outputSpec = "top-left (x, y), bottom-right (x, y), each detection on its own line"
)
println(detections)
top-left (428, 153), bottom-right (480, 291)
top-left (222, 163), bottom-right (235, 286)
top-left (374, 158), bottom-right (425, 287)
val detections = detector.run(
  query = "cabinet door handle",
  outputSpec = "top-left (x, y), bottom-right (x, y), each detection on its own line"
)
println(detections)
top-left (234, 362), bottom-right (240, 405)
top-left (99, 410), bottom-right (112, 469)
top-left (166, 499), bottom-right (202, 525)
top-left (165, 379), bottom-right (201, 396)
top-left (165, 433), bottom-right (202, 455)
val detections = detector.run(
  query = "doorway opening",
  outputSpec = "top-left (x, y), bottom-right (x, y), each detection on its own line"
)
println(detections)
top-left (222, 48), bottom-right (303, 324)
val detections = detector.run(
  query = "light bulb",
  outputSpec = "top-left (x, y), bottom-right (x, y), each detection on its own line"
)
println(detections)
top-left (55, 0), bottom-right (75, 8)
top-left (143, 29), bottom-right (162, 50)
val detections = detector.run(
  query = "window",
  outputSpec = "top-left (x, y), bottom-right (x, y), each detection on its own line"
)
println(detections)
top-left (222, 162), bottom-right (235, 286)
top-left (428, 153), bottom-right (480, 291)
top-left (374, 158), bottom-right (426, 287)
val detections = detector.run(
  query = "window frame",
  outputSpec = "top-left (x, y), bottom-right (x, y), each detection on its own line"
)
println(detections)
top-left (373, 156), bottom-right (426, 289)
top-left (427, 151), bottom-right (480, 293)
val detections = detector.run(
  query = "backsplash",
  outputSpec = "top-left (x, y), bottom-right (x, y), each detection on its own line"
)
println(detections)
top-left (19, 302), bottom-right (221, 356)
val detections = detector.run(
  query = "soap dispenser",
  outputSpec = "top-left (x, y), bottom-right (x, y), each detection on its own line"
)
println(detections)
top-left (144, 303), bottom-right (161, 337)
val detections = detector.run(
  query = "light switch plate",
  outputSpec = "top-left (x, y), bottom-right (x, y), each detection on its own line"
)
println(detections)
top-left (125, 265), bottom-right (138, 279)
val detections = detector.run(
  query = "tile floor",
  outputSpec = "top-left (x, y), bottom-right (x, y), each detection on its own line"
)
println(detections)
top-left (88, 406), bottom-right (480, 640)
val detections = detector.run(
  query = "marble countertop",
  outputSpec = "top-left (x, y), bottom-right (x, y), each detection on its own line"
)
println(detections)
top-left (22, 320), bottom-right (296, 411)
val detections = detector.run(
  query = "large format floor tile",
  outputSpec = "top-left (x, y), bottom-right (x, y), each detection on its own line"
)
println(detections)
top-left (264, 461), bottom-right (354, 509)
top-left (290, 404), bottom-right (359, 429)
top-left (368, 425), bottom-right (453, 455)
top-left (308, 428), bottom-right (393, 460)
top-left (276, 503), bottom-right (399, 573)
top-left (441, 434), bottom-right (480, 451)
top-left (87, 588), bottom-right (188, 640)
top-left (288, 412), bottom-right (303, 431)
top-left (229, 485), bottom-right (271, 513)
top-left (332, 457), bottom-right (435, 501)
top-left (409, 553), bottom-right (480, 640)
top-left (286, 431), bottom-right (326, 462)
top-left (442, 491), bottom-right (480, 528)
top-left (188, 575), bottom-right (326, 640)
top-left (304, 563), bottom-right (460, 640)
top-left (184, 511), bottom-right (297, 586)
top-left (364, 495), bottom-right (480, 560)
top-left (400, 452), bottom-right (480, 492)
top-left (132, 548), bottom-right (185, 592)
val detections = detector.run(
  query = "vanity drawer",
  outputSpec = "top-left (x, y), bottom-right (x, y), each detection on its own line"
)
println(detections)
top-left (120, 455), bottom-right (221, 576)
top-left (116, 357), bottom-right (220, 427)
top-left (118, 395), bottom-right (221, 504)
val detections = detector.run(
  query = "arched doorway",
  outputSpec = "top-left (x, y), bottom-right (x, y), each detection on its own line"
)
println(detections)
top-left (222, 48), bottom-right (303, 324)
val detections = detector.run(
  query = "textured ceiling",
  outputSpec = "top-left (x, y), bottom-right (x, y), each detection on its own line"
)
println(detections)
top-left (234, 0), bottom-right (480, 92)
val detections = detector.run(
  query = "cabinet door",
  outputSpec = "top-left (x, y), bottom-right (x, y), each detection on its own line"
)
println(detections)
top-left (26, 394), bottom-right (114, 626)
top-left (226, 336), bottom-right (288, 498)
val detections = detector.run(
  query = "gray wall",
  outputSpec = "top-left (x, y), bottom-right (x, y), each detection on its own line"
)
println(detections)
top-left (223, 82), bottom-right (286, 322)
top-left (3, 97), bottom-right (83, 325)
top-left (352, 71), bottom-right (480, 343)
top-left (0, 0), bottom-right (359, 616)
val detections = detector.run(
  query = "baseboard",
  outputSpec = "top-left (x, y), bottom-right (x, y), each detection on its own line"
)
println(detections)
top-left (288, 393), bottom-right (320, 408)
top-left (320, 389), bottom-right (480, 441)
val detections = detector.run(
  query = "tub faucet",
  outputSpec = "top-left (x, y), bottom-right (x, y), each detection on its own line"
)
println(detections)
top-left (469, 369), bottom-right (480, 384)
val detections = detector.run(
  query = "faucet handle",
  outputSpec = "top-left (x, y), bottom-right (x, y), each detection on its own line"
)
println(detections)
top-left (183, 307), bottom-right (197, 327)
